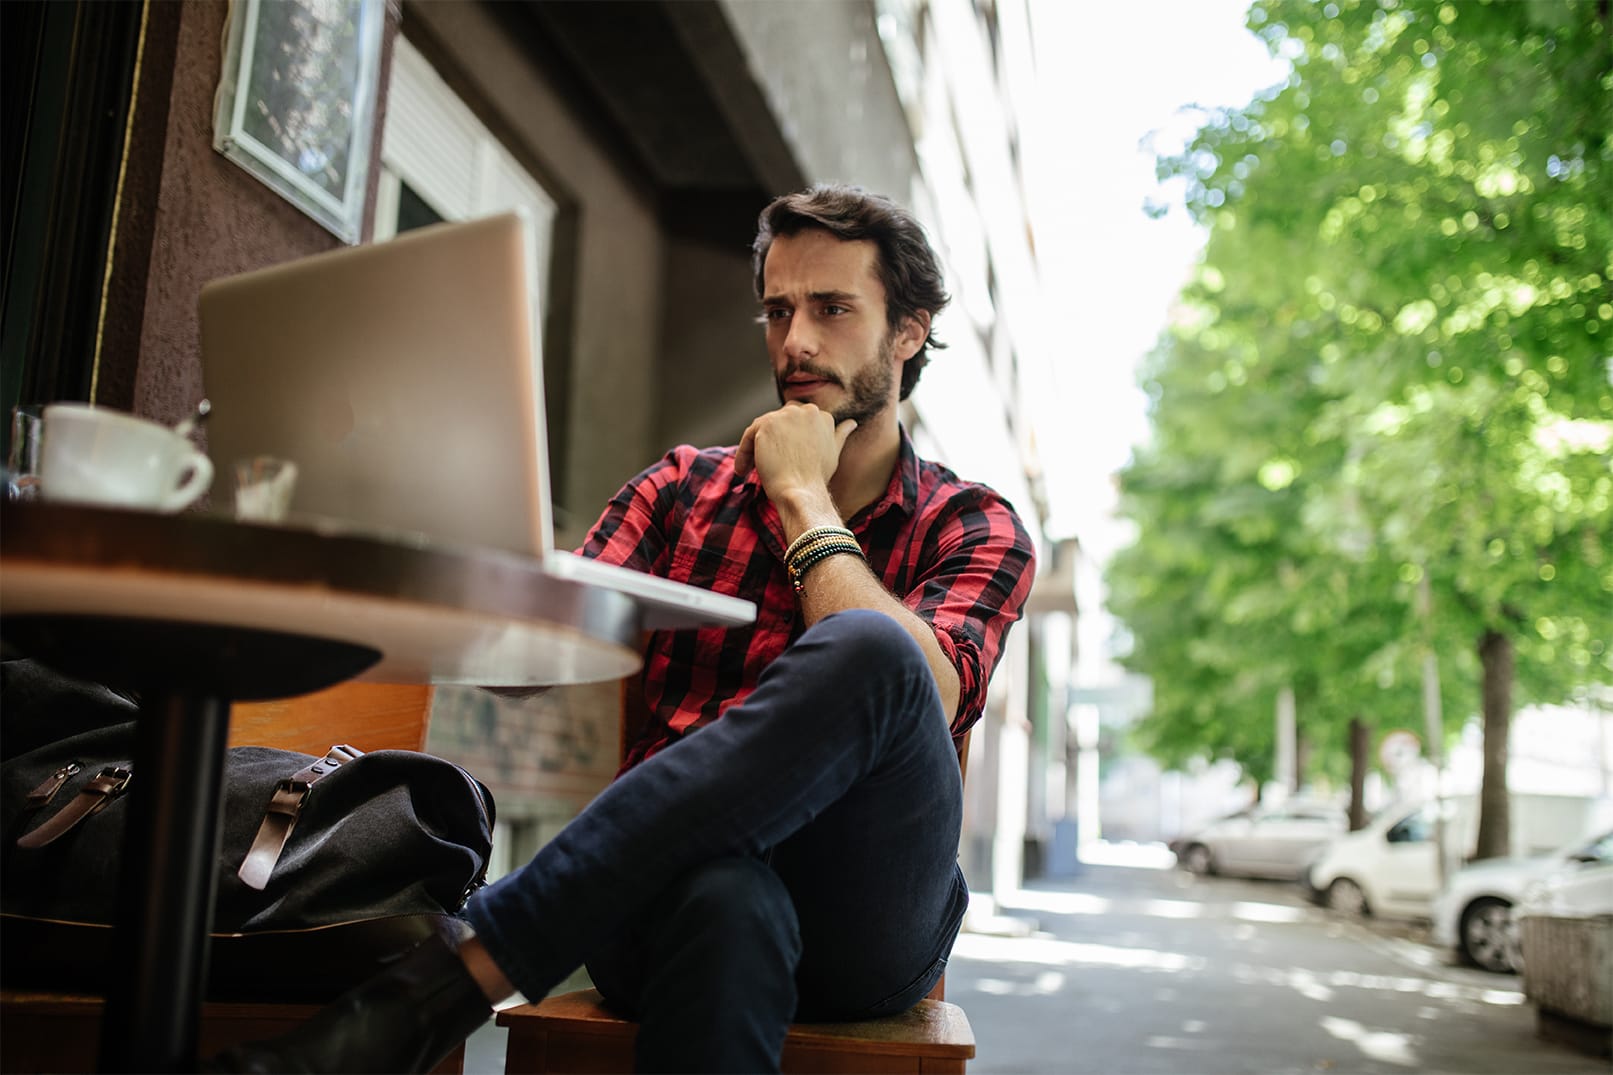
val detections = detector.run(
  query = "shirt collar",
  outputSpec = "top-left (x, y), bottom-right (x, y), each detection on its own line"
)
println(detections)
top-left (853, 425), bottom-right (919, 528)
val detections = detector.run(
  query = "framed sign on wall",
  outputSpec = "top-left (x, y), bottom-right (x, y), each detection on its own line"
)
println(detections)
top-left (213, 0), bottom-right (386, 243)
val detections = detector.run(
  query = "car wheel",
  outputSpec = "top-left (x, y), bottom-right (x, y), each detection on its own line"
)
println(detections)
top-left (1459, 897), bottom-right (1520, 974)
top-left (1181, 843), bottom-right (1215, 876)
top-left (1327, 877), bottom-right (1369, 917)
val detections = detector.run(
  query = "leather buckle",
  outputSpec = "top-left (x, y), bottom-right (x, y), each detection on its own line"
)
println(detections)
top-left (265, 779), bottom-right (312, 818)
top-left (15, 764), bottom-right (134, 849)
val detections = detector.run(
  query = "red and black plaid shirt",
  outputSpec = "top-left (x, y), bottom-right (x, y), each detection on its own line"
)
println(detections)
top-left (580, 428), bottom-right (1036, 772)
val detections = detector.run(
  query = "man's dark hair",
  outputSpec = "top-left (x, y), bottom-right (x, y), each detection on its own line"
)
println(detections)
top-left (753, 184), bottom-right (950, 400)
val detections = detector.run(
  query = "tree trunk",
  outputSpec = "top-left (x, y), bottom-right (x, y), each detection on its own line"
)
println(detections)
top-left (1348, 716), bottom-right (1370, 831)
top-left (1275, 685), bottom-right (1296, 792)
top-left (1474, 629), bottom-right (1513, 860)
top-left (1294, 728), bottom-right (1311, 793)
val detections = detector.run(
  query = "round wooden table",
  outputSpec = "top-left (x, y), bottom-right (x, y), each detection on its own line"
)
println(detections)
top-left (1, 502), bottom-right (645, 1071)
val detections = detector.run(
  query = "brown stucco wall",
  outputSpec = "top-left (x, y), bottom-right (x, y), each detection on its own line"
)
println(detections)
top-left (118, 0), bottom-right (398, 432)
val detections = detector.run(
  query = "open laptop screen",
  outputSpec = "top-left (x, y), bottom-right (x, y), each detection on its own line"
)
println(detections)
top-left (198, 213), bottom-right (549, 556)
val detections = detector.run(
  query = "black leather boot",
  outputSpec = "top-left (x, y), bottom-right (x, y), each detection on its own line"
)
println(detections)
top-left (207, 920), bottom-right (493, 1073)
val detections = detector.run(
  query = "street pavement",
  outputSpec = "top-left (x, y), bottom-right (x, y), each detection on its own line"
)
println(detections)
top-left (948, 842), bottom-right (1604, 1075)
top-left (461, 841), bottom-right (1604, 1074)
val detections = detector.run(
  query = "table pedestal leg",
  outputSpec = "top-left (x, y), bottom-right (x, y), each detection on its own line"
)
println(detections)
top-left (98, 691), bottom-right (231, 1073)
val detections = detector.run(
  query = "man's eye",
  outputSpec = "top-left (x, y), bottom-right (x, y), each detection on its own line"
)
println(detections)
top-left (762, 308), bottom-right (791, 322)
top-left (822, 304), bottom-right (848, 316)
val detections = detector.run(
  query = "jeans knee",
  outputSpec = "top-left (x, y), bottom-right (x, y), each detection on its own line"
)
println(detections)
top-left (809, 609), bottom-right (928, 682)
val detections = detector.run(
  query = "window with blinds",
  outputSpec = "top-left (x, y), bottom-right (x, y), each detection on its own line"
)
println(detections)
top-left (376, 35), bottom-right (556, 312)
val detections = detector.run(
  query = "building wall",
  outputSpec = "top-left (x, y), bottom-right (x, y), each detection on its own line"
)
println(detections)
top-left (867, 0), bottom-right (1057, 896)
top-left (400, 1), bottom-right (665, 545)
top-left (427, 681), bottom-right (621, 866)
top-left (655, 236), bottom-right (775, 453)
top-left (719, 0), bottom-right (919, 201)
top-left (115, 2), bottom-right (369, 432)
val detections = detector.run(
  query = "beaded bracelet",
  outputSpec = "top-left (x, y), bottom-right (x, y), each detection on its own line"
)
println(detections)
top-left (787, 534), bottom-right (855, 567)
top-left (786, 534), bottom-right (865, 596)
top-left (784, 525), bottom-right (856, 565)
top-left (791, 540), bottom-right (862, 577)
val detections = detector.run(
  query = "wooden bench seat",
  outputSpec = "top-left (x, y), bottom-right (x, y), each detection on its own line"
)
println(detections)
top-left (498, 988), bottom-right (975, 1075)
top-left (0, 990), bottom-right (466, 1074)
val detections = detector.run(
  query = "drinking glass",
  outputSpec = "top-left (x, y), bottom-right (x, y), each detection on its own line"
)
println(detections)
top-left (234, 456), bottom-right (299, 521)
top-left (5, 404), bottom-right (44, 501)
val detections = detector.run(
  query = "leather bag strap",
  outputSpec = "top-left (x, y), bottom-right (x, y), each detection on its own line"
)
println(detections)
top-left (238, 744), bottom-right (364, 891)
top-left (16, 765), bottom-right (134, 849)
top-left (25, 762), bottom-right (84, 810)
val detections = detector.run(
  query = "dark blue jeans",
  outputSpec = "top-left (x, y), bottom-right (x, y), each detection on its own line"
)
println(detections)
top-left (464, 609), bottom-right (969, 1072)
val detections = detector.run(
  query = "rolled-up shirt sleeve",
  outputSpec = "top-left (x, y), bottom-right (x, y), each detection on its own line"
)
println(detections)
top-left (900, 488), bottom-right (1036, 741)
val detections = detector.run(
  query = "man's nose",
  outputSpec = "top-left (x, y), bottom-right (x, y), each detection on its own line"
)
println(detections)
top-left (783, 316), bottom-right (817, 358)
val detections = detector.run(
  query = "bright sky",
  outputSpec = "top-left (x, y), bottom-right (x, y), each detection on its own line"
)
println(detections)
top-left (1025, 0), bottom-right (1290, 555)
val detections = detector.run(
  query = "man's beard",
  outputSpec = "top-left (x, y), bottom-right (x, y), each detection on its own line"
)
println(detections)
top-left (775, 333), bottom-right (897, 426)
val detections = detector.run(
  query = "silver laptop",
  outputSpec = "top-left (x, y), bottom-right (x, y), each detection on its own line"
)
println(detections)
top-left (197, 212), bottom-right (754, 630)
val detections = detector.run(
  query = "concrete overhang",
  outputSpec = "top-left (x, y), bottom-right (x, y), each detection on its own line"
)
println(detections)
top-left (492, 0), bottom-right (806, 247)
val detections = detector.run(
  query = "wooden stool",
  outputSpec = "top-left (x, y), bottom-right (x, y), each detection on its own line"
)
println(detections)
top-left (498, 988), bottom-right (975, 1074)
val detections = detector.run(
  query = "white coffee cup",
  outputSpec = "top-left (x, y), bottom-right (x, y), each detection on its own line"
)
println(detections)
top-left (40, 403), bottom-right (213, 512)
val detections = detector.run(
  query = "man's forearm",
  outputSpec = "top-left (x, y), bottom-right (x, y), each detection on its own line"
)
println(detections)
top-left (753, 407), bottom-right (961, 719)
top-left (772, 483), bottom-right (961, 719)
top-left (792, 551), bottom-right (962, 719)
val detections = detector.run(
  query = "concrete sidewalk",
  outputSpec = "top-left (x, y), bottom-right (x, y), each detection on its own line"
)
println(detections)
top-left (947, 842), bottom-right (1602, 1074)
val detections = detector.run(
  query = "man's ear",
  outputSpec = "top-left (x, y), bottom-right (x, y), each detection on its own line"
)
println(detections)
top-left (893, 311), bottom-right (930, 362)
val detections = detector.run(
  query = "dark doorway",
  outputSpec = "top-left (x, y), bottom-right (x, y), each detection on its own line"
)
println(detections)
top-left (2, 0), bottom-right (145, 436)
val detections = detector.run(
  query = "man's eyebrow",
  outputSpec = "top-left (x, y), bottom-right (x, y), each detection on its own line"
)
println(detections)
top-left (760, 289), bottom-right (861, 306)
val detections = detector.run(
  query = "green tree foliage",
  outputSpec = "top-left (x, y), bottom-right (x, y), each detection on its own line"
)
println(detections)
top-left (1108, 0), bottom-right (1611, 825)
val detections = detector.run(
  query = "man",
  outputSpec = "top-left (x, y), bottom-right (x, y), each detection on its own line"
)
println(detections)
top-left (221, 184), bottom-right (1035, 1074)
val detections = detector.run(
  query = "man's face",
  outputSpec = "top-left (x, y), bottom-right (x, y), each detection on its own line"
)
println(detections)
top-left (759, 230), bottom-right (910, 426)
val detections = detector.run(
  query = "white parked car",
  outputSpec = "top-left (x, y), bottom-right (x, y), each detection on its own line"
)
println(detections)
top-left (1430, 829), bottom-right (1613, 974)
top-left (1171, 800), bottom-right (1346, 881)
top-left (1518, 832), bottom-right (1613, 918)
top-left (1305, 794), bottom-right (1608, 920)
